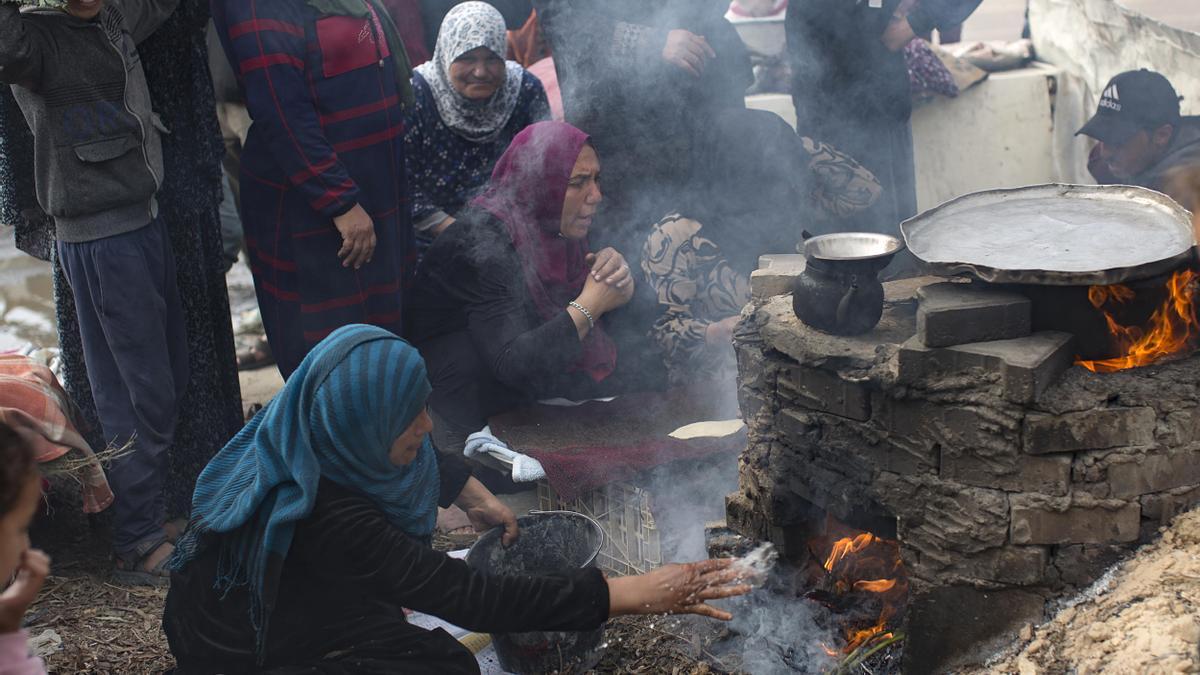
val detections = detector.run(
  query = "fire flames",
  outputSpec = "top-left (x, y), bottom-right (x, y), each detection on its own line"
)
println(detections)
top-left (1077, 269), bottom-right (1200, 373)
top-left (811, 526), bottom-right (907, 656)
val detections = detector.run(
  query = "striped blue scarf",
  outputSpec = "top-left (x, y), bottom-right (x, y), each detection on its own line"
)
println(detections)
top-left (169, 325), bottom-right (440, 658)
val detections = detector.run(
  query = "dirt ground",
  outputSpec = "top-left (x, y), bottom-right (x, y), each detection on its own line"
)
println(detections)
top-left (976, 507), bottom-right (1200, 675)
top-left (26, 486), bottom-right (174, 674)
top-left (25, 487), bottom-right (718, 674)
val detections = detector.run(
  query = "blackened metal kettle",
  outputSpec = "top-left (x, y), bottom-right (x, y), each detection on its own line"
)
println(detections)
top-left (792, 232), bottom-right (905, 335)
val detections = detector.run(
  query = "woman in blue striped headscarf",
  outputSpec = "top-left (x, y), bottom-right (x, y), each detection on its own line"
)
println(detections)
top-left (161, 324), bottom-right (752, 673)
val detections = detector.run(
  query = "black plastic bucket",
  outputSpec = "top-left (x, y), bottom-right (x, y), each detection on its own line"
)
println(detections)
top-left (466, 510), bottom-right (606, 674)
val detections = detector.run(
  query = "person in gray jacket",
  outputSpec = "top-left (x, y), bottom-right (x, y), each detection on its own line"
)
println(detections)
top-left (0, 0), bottom-right (185, 586)
top-left (1079, 69), bottom-right (1200, 213)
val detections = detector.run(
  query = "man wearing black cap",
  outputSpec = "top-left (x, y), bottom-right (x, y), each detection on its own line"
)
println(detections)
top-left (1077, 69), bottom-right (1200, 211)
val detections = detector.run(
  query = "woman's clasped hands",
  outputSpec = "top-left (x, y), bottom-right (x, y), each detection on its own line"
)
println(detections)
top-left (580, 248), bottom-right (635, 315)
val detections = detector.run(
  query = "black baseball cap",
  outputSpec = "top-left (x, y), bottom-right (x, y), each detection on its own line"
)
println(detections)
top-left (1076, 69), bottom-right (1182, 145)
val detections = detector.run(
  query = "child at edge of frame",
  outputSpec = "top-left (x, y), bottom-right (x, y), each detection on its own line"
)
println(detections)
top-left (0, 422), bottom-right (50, 675)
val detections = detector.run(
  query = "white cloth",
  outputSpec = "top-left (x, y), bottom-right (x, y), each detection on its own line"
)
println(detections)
top-left (463, 426), bottom-right (546, 482)
top-left (407, 551), bottom-right (506, 675)
top-left (414, 1), bottom-right (524, 143)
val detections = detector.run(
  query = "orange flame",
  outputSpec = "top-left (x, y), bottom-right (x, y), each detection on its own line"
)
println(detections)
top-left (818, 531), bottom-right (906, 655)
top-left (845, 627), bottom-right (893, 653)
top-left (853, 578), bottom-right (897, 593)
top-left (1087, 283), bottom-right (1135, 308)
top-left (823, 533), bottom-right (878, 572)
top-left (1077, 269), bottom-right (1200, 373)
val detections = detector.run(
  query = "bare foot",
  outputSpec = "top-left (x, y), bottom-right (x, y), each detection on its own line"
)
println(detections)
top-left (162, 518), bottom-right (188, 543)
top-left (437, 505), bottom-right (472, 533)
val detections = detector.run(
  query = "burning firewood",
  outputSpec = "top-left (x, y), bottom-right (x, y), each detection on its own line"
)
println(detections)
top-left (1076, 268), bottom-right (1200, 372)
top-left (803, 521), bottom-right (910, 658)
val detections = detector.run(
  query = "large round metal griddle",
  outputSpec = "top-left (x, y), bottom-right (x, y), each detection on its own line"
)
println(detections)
top-left (901, 184), bottom-right (1196, 286)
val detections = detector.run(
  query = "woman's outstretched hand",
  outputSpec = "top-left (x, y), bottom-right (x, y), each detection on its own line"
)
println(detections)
top-left (607, 559), bottom-right (754, 621)
top-left (454, 477), bottom-right (519, 547)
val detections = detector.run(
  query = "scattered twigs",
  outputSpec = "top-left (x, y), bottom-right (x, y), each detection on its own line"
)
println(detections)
top-left (830, 632), bottom-right (906, 674)
top-left (40, 439), bottom-right (135, 480)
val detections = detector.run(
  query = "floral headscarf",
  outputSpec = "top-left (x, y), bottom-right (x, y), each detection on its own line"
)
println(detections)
top-left (414, 1), bottom-right (524, 142)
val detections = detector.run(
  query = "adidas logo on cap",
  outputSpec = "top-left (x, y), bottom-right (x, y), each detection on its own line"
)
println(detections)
top-left (1099, 84), bottom-right (1122, 112)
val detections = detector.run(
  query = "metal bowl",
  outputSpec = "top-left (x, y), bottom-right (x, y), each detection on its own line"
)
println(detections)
top-left (804, 232), bottom-right (906, 262)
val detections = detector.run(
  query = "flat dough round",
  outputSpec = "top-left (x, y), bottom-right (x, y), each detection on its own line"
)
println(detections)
top-left (668, 420), bottom-right (746, 440)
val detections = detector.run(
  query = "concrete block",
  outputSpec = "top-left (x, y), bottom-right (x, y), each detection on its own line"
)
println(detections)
top-left (877, 473), bottom-right (1010, 554)
top-left (911, 544), bottom-right (1049, 586)
top-left (1050, 544), bottom-right (1130, 588)
top-left (1022, 407), bottom-right (1156, 454)
top-left (873, 392), bottom-right (1009, 452)
top-left (942, 449), bottom-right (1071, 495)
top-left (897, 332), bottom-right (1075, 404)
top-left (1010, 496), bottom-right (1140, 545)
top-left (725, 491), bottom-right (771, 542)
top-left (738, 386), bottom-right (767, 422)
top-left (1141, 485), bottom-right (1200, 523)
top-left (1161, 408), bottom-right (1200, 446)
top-left (881, 441), bottom-right (939, 475)
top-left (903, 584), bottom-right (1046, 673)
top-left (916, 282), bottom-right (1031, 347)
top-left (775, 408), bottom-right (813, 440)
top-left (750, 254), bottom-right (805, 301)
top-left (804, 401), bottom-right (935, 475)
top-left (1107, 450), bottom-right (1200, 498)
top-left (778, 364), bottom-right (871, 421)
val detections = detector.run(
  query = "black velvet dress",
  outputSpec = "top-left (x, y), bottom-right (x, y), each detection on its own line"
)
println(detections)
top-left (162, 455), bottom-right (610, 674)
top-left (406, 207), bottom-right (661, 440)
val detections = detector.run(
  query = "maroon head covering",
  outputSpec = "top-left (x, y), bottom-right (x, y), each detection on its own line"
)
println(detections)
top-left (472, 121), bottom-right (617, 382)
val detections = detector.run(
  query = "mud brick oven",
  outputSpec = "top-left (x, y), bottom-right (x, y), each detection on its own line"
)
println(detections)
top-left (727, 272), bottom-right (1200, 671)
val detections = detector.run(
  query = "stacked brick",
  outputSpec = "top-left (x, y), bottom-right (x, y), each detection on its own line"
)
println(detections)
top-left (729, 277), bottom-right (1200, 671)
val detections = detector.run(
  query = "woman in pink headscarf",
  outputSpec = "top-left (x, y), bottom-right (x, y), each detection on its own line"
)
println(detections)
top-left (409, 121), bottom-right (644, 459)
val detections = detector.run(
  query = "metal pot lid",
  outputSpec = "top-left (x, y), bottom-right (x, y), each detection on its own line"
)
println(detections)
top-left (900, 184), bottom-right (1196, 286)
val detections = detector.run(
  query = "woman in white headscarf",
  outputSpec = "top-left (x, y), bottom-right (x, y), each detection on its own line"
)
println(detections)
top-left (405, 1), bottom-right (551, 243)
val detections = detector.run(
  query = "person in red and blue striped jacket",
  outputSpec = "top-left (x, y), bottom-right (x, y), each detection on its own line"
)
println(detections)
top-left (211, 0), bottom-right (416, 378)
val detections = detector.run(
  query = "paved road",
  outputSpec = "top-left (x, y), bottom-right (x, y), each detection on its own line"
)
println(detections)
top-left (962, 0), bottom-right (1200, 42)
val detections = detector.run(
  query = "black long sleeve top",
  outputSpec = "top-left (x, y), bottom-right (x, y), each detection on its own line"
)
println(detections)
top-left (905, 0), bottom-right (985, 37)
top-left (787, 0), bottom-right (982, 139)
top-left (163, 457), bottom-right (610, 673)
top-left (407, 207), bottom-right (627, 431)
top-left (530, 0), bottom-right (751, 214)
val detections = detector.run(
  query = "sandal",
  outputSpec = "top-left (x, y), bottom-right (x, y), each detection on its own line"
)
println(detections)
top-left (114, 538), bottom-right (173, 587)
top-left (436, 507), bottom-right (478, 548)
top-left (443, 526), bottom-right (479, 548)
top-left (236, 337), bottom-right (274, 371)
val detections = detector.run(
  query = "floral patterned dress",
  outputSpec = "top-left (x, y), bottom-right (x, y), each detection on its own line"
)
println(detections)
top-left (641, 137), bottom-right (881, 386)
top-left (641, 215), bottom-right (751, 387)
top-left (404, 70), bottom-right (550, 233)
